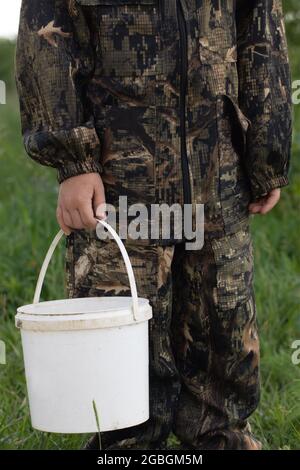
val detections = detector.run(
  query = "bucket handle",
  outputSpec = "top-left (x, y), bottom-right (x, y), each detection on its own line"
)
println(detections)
top-left (33, 219), bottom-right (140, 321)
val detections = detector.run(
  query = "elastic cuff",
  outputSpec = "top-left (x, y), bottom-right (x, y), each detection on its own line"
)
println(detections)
top-left (57, 159), bottom-right (103, 184)
top-left (251, 175), bottom-right (289, 201)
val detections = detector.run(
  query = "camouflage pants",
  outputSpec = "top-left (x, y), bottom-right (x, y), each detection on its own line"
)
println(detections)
top-left (65, 225), bottom-right (261, 450)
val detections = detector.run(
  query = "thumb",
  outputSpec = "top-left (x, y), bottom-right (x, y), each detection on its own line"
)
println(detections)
top-left (93, 184), bottom-right (107, 220)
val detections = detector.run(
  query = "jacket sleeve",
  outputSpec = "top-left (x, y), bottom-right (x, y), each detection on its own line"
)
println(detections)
top-left (15, 0), bottom-right (103, 183)
top-left (236, 0), bottom-right (293, 200)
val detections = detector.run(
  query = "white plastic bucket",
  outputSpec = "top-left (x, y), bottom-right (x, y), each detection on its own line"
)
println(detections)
top-left (15, 220), bottom-right (152, 434)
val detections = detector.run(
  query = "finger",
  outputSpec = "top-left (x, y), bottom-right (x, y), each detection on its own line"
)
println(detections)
top-left (260, 193), bottom-right (279, 214)
top-left (95, 204), bottom-right (107, 220)
top-left (69, 209), bottom-right (84, 229)
top-left (248, 205), bottom-right (260, 213)
top-left (248, 201), bottom-right (264, 214)
top-left (93, 184), bottom-right (106, 219)
top-left (56, 206), bottom-right (72, 235)
top-left (62, 208), bottom-right (74, 228)
top-left (79, 201), bottom-right (98, 230)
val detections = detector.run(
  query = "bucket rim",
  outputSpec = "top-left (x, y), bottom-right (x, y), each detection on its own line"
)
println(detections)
top-left (15, 297), bottom-right (152, 331)
top-left (16, 296), bottom-right (150, 316)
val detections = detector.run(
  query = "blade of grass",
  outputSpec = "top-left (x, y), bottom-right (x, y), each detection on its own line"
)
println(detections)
top-left (92, 400), bottom-right (102, 450)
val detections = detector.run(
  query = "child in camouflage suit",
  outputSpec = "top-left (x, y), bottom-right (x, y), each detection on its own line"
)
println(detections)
top-left (15, 0), bottom-right (292, 450)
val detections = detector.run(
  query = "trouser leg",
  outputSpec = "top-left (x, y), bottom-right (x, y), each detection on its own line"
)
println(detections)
top-left (65, 232), bottom-right (181, 449)
top-left (170, 227), bottom-right (262, 450)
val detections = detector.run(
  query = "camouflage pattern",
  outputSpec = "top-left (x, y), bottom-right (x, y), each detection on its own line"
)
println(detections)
top-left (15, 0), bottom-right (291, 450)
top-left (65, 225), bottom-right (261, 450)
top-left (15, 0), bottom-right (292, 244)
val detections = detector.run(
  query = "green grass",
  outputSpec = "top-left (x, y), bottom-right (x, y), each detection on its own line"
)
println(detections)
top-left (0, 39), bottom-right (300, 449)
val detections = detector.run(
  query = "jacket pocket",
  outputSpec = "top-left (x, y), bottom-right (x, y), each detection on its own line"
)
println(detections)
top-left (77, 0), bottom-right (160, 78)
top-left (218, 94), bottom-right (251, 158)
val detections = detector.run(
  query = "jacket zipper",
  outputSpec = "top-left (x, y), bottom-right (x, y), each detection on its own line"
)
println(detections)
top-left (176, 0), bottom-right (192, 206)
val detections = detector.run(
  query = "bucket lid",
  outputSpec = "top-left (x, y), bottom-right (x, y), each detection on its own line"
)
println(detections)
top-left (15, 297), bottom-right (152, 331)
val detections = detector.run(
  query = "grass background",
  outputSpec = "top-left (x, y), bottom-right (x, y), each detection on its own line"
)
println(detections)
top-left (0, 4), bottom-right (299, 450)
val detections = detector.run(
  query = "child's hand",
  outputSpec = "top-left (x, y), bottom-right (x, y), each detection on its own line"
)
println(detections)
top-left (56, 173), bottom-right (106, 235)
top-left (248, 188), bottom-right (281, 215)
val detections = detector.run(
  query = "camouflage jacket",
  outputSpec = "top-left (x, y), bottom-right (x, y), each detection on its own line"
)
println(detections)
top-left (15, 0), bottom-right (292, 239)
